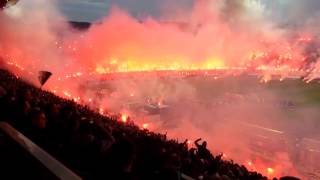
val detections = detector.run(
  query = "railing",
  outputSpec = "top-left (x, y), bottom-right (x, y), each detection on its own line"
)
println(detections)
top-left (0, 122), bottom-right (82, 180)
top-left (180, 172), bottom-right (195, 180)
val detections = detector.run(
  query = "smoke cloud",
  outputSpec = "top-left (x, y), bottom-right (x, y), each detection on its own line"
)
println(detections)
top-left (1, 0), bottom-right (320, 178)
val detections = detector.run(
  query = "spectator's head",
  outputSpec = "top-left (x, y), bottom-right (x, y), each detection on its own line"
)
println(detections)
top-left (105, 139), bottom-right (136, 172)
top-left (82, 133), bottom-right (95, 145)
top-left (60, 105), bottom-right (73, 120)
top-left (0, 85), bottom-right (7, 98)
top-left (23, 101), bottom-right (32, 115)
top-left (31, 108), bottom-right (47, 129)
top-left (202, 141), bottom-right (207, 148)
top-left (49, 104), bottom-right (60, 116)
top-left (279, 176), bottom-right (301, 180)
top-left (23, 90), bottom-right (32, 101)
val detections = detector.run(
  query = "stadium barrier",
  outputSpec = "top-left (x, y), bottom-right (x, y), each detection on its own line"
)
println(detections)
top-left (180, 172), bottom-right (195, 180)
top-left (0, 122), bottom-right (82, 180)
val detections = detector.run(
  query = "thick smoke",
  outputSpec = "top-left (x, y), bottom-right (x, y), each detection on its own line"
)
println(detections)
top-left (95, 75), bottom-right (320, 178)
top-left (1, 0), bottom-right (320, 178)
top-left (69, 0), bottom-right (288, 71)
top-left (0, 0), bottom-right (81, 85)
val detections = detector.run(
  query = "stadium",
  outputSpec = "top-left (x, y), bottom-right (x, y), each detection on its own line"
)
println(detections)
top-left (1, 0), bottom-right (320, 180)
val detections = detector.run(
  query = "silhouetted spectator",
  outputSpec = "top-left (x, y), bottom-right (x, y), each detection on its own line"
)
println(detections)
top-left (100, 139), bottom-right (136, 180)
top-left (280, 176), bottom-right (301, 180)
top-left (30, 108), bottom-right (47, 129)
top-left (195, 138), bottom-right (212, 160)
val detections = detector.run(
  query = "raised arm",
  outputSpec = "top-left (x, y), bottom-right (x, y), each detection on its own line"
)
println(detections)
top-left (183, 139), bottom-right (188, 144)
top-left (195, 138), bottom-right (202, 147)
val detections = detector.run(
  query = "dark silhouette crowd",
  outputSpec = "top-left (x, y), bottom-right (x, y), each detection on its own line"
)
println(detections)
top-left (0, 69), bottom-right (300, 180)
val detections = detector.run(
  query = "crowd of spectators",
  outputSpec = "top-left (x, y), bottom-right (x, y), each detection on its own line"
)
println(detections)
top-left (0, 68), bottom-right (300, 180)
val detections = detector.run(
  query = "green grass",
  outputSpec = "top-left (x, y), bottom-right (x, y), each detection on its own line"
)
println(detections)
top-left (183, 75), bottom-right (320, 106)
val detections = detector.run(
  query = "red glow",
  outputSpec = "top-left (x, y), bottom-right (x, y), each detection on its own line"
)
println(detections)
top-left (222, 153), bottom-right (227, 158)
top-left (63, 91), bottom-right (71, 98)
top-left (187, 140), bottom-right (191, 145)
top-left (99, 108), bottom-right (104, 115)
top-left (142, 123), bottom-right (149, 129)
top-left (267, 167), bottom-right (275, 175)
top-left (121, 114), bottom-right (128, 123)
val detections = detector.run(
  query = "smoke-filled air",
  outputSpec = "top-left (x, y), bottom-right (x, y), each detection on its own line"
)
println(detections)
top-left (1, 0), bottom-right (320, 179)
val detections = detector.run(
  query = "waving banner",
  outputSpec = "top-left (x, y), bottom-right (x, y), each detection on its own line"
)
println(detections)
top-left (38, 71), bottom-right (52, 87)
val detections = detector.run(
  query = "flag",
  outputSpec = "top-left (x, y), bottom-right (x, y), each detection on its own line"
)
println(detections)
top-left (38, 71), bottom-right (52, 86)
